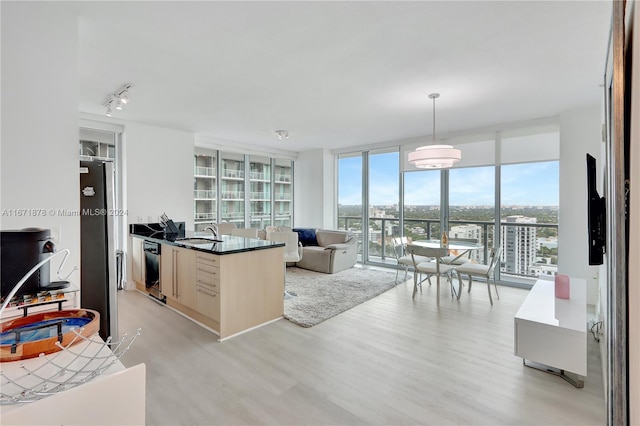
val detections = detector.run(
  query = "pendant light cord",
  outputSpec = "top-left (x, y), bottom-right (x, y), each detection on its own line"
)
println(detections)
top-left (432, 95), bottom-right (436, 142)
top-left (428, 92), bottom-right (439, 144)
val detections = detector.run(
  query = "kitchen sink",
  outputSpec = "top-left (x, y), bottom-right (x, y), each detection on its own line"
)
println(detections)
top-left (175, 238), bottom-right (223, 244)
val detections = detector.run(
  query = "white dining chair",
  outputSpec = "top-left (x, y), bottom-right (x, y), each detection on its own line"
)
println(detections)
top-left (392, 237), bottom-right (431, 283)
top-left (267, 231), bottom-right (303, 263)
top-left (231, 228), bottom-right (258, 238)
top-left (454, 246), bottom-right (502, 305)
top-left (215, 222), bottom-right (236, 235)
top-left (406, 244), bottom-right (458, 303)
top-left (267, 231), bottom-right (303, 299)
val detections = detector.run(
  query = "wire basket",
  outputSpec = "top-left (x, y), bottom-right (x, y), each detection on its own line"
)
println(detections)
top-left (1, 327), bottom-right (140, 405)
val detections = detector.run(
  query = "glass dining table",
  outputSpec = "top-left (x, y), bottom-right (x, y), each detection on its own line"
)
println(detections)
top-left (407, 239), bottom-right (484, 304)
top-left (411, 239), bottom-right (484, 265)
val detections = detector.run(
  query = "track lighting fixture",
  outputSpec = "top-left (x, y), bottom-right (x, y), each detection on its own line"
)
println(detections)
top-left (104, 83), bottom-right (132, 116)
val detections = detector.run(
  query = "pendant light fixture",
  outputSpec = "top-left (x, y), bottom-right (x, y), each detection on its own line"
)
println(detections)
top-left (408, 93), bottom-right (461, 169)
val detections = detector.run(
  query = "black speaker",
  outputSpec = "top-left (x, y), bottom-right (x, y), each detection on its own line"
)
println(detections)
top-left (0, 228), bottom-right (54, 299)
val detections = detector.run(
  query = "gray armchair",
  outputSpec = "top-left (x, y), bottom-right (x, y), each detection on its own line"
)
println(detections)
top-left (295, 229), bottom-right (357, 274)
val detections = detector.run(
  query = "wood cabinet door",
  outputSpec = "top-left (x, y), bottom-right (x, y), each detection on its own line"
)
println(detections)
top-left (195, 285), bottom-right (220, 321)
top-left (174, 246), bottom-right (196, 309)
top-left (160, 246), bottom-right (176, 301)
top-left (131, 238), bottom-right (144, 285)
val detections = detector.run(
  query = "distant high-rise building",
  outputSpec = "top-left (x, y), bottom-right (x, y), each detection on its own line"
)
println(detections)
top-left (450, 224), bottom-right (482, 240)
top-left (501, 215), bottom-right (537, 276)
top-left (450, 224), bottom-right (483, 262)
top-left (530, 258), bottom-right (558, 277)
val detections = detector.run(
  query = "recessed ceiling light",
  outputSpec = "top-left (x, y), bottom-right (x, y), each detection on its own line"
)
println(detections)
top-left (275, 130), bottom-right (289, 140)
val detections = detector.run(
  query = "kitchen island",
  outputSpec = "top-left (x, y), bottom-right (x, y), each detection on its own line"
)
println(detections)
top-left (130, 224), bottom-right (284, 340)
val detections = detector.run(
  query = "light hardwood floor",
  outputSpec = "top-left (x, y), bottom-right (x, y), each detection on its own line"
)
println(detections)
top-left (118, 271), bottom-right (605, 425)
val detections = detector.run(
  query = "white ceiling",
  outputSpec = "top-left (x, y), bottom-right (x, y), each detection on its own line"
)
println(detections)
top-left (77, 1), bottom-right (612, 153)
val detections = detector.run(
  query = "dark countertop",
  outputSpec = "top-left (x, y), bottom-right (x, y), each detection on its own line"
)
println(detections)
top-left (130, 223), bottom-right (284, 255)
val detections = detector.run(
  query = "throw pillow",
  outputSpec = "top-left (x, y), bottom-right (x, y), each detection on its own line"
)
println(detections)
top-left (293, 228), bottom-right (318, 246)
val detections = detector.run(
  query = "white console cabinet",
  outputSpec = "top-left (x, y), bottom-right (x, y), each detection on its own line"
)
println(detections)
top-left (514, 277), bottom-right (587, 386)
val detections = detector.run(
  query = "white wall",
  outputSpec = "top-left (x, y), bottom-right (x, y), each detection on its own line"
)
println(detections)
top-left (322, 149), bottom-right (336, 227)
top-left (294, 149), bottom-right (335, 229)
top-left (123, 121), bottom-right (194, 289)
top-left (558, 105), bottom-right (602, 305)
top-left (124, 122), bottom-right (194, 228)
top-left (0, 3), bottom-right (81, 283)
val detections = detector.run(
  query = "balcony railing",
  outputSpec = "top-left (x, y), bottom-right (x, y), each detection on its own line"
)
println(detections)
top-left (194, 189), bottom-right (216, 199)
top-left (194, 212), bottom-right (216, 220)
top-left (274, 193), bottom-right (292, 200)
top-left (194, 166), bottom-right (215, 176)
top-left (249, 192), bottom-right (270, 200)
top-left (249, 172), bottom-right (270, 181)
top-left (221, 169), bottom-right (245, 179)
top-left (221, 191), bottom-right (245, 200)
top-left (274, 174), bottom-right (291, 183)
top-left (221, 212), bottom-right (245, 219)
top-left (338, 215), bottom-right (558, 282)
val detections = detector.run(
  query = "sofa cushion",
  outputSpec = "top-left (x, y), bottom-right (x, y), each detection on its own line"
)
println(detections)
top-left (316, 230), bottom-right (349, 247)
top-left (293, 228), bottom-right (318, 246)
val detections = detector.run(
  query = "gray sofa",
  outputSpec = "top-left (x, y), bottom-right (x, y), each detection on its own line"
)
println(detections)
top-left (295, 229), bottom-right (357, 274)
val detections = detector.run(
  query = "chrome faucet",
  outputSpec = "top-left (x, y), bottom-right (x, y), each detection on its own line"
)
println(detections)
top-left (204, 224), bottom-right (218, 239)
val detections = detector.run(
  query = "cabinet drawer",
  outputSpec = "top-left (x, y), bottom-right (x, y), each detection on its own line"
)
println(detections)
top-left (196, 262), bottom-right (220, 276)
top-left (196, 285), bottom-right (220, 321)
top-left (196, 253), bottom-right (219, 268)
top-left (196, 272), bottom-right (219, 291)
top-left (196, 263), bottom-right (220, 289)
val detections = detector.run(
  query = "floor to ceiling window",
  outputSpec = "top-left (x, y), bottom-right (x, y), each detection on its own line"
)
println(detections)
top-left (448, 166), bottom-right (495, 264)
top-left (220, 152), bottom-right (245, 228)
top-left (500, 161), bottom-right (559, 282)
top-left (337, 154), bottom-right (363, 259)
top-left (336, 124), bottom-right (559, 287)
top-left (249, 155), bottom-right (271, 229)
top-left (274, 158), bottom-right (293, 227)
top-left (403, 169), bottom-right (441, 241)
top-left (193, 150), bottom-right (294, 231)
top-left (498, 130), bottom-right (559, 284)
top-left (367, 149), bottom-right (399, 263)
top-left (194, 149), bottom-right (217, 231)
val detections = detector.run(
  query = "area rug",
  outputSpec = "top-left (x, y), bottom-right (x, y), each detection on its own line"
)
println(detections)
top-left (284, 267), bottom-right (397, 327)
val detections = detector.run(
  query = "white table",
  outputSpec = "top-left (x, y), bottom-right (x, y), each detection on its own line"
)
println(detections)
top-left (408, 240), bottom-right (483, 302)
top-left (514, 277), bottom-right (587, 387)
top-left (0, 335), bottom-right (146, 424)
top-left (412, 239), bottom-right (483, 264)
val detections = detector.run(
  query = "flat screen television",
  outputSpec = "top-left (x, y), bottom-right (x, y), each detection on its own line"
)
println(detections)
top-left (586, 153), bottom-right (606, 265)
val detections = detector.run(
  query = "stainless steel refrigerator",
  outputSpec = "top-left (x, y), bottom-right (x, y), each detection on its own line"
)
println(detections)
top-left (80, 160), bottom-right (118, 341)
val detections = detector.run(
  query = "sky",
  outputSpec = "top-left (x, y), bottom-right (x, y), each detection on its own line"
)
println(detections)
top-left (338, 154), bottom-right (560, 206)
